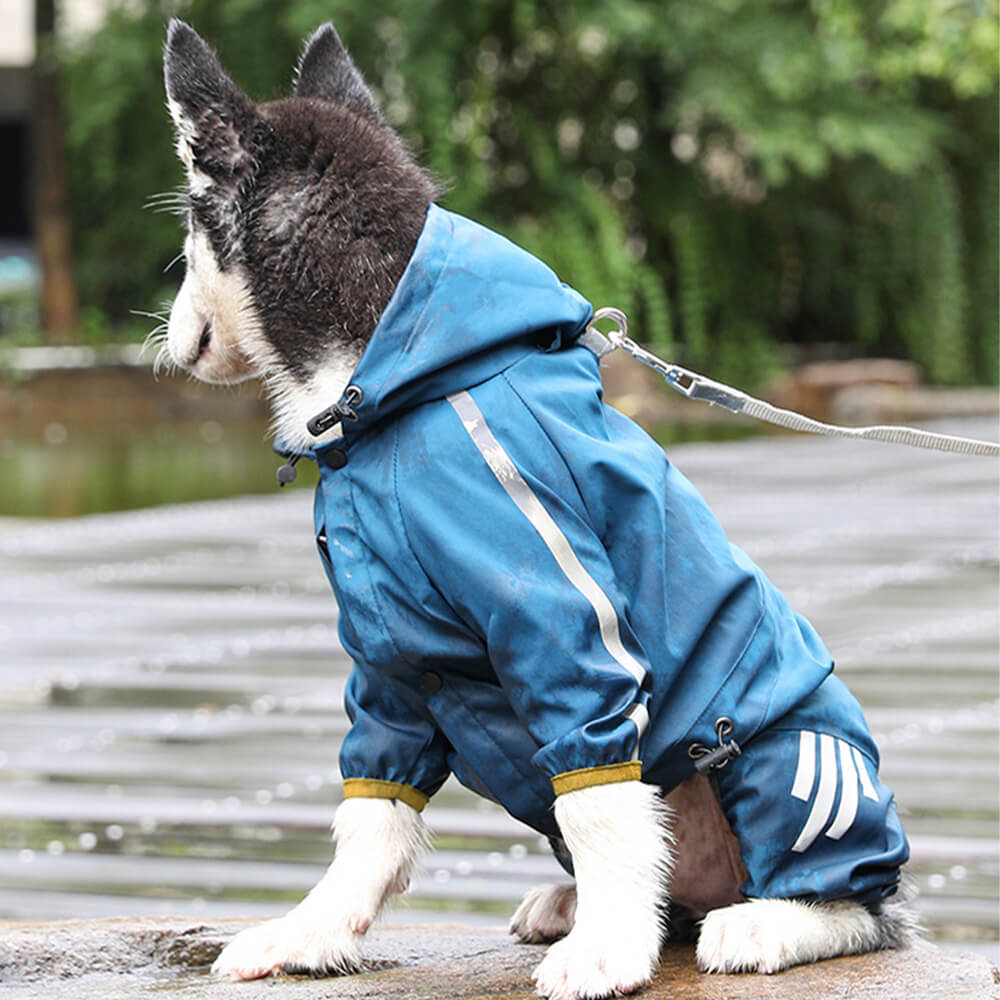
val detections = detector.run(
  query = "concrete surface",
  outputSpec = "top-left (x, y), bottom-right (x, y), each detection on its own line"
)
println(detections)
top-left (0, 917), bottom-right (996, 1000)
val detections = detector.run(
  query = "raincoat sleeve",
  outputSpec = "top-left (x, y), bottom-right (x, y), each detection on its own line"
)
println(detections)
top-left (339, 660), bottom-right (452, 812)
top-left (396, 393), bottom-right (653, 797)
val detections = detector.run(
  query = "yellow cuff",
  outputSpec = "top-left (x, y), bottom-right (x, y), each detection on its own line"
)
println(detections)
top-left (342, 778), bottom-right (429, 813)
top-left (550, 761), bottom-right (642, 796)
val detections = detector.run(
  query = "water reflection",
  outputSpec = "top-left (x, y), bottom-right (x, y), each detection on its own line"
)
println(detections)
top-left (0, 419), bottom-right (317, 518)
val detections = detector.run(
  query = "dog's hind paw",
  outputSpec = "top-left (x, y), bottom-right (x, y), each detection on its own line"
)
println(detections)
top-left (211, 915), bottom-right (363, 980)
top-left (696, 898), bottom-right (881, 974)
top-left (532, 925), bottom-right (654, 999)
top-left (510, 883), bottom-right (577, 944)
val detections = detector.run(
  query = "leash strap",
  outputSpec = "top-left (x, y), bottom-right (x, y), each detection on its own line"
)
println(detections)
top-left (585, 308), bottom-right (1000, 458)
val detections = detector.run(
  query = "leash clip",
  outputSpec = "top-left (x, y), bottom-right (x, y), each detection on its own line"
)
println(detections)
top-left (587, 306), bottom-right (629, 344)
top-left (688, 717), bottom-right (741, 775)
top-left (665, 367), bottom-right (697, 396)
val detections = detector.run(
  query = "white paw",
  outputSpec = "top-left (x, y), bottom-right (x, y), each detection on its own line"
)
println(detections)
top-left (510, 884), bottom-right (577, 944)
top-left (696, 898), bottom-right (877, 974)
top-left (532, 925), bottom-right (655, 1000)
top-left (211, 913), bottom-right (363, 980)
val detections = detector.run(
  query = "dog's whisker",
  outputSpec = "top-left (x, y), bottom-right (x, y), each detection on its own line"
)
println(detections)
top-left (163, 251), bottom-right (186, 273)
top-left (143, 188), bottom-right (188, 208)
top-left (139, 328), bottom-right (168, 358)
top-left (131, 309), bottom-right (170, 323)
top-left (152, 340), bottom-right (175, 380)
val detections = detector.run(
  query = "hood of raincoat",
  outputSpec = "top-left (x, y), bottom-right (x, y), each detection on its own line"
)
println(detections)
top-left (299, 204), bottom-right (593, 446)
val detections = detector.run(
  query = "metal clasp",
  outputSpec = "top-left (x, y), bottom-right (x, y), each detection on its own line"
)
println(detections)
top-left (586, 306), bottom-right (630, 345)
top-left (665, 367), bottom-right (697, 395)
top-left (688, 717), bottom-right (741, 775)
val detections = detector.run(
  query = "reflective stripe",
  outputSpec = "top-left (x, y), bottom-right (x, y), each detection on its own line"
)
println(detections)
top-left (624, 702), bottom-right (649, 761)
top-left (826, 739), bottom-right (860, 840)
top-left (852, 745), bottom-right (879, 801)
top-left (448, 390), bottom-right (647, 694)
top-left (791, 733), bottom-right (838, 853)
top-left (790, 730), bottom-right (816, 801)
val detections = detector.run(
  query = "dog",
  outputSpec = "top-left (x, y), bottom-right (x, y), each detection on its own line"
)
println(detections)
top-left (161, 20), bottom-right (916, 998)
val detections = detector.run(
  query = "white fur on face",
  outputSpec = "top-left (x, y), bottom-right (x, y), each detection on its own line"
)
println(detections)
top-left (167, 229), bottom-right (260, 385)
top-left (212, 797), bottom-right (429, 979)
top-left (167, 223), bottom-right (363, 451)
top-left (532, 781), bottom-right (674, 1000)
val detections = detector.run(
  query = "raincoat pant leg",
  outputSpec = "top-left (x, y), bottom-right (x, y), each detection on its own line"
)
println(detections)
top-left (711, 675), bottom-right (909, 905)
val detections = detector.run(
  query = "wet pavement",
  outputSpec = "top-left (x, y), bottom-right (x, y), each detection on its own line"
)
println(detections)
top-left (0, 416), bottom-right (997, 959)
top-left (0, 917), bottom-right (997, 999)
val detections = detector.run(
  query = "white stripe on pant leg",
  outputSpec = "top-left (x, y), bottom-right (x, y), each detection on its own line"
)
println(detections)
top-left (825, 739), bottom-right (860, 840)
top-left (791, 733), bottom-right (838, 853)
top-left (448, 390), bottom-right (647, 690)
top-left (790, 730), bottom-right (816, 801)
top-left (851, 745), bottom-right (879, 801)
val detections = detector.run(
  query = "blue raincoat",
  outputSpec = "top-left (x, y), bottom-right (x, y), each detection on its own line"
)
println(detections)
top-left (305, 205), bottom-right (908, 904)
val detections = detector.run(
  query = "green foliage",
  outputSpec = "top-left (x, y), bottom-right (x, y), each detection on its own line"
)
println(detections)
top-left (60, 0), bottom-right (998, 385)
top-left (0, 287), bottom-right (40, 335)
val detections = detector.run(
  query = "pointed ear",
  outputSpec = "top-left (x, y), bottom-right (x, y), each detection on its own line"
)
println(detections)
top-left (293, 23), bottom-right (380, 118)
top-left (163, 19), bottom-right (262, 188)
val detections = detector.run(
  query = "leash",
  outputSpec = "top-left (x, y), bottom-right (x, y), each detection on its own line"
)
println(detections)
top-left (581, 308), bottom-right (1000, 458)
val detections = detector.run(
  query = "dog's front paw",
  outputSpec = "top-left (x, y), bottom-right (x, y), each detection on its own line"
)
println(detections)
top-left (532, 925), bottom-right (655, 1000)
top-left (212, 914), bottom-right (363, 980)
top-left (212, 918), bottom-right (292, 980)
top-left (510, 884), bottom-right (577, 944)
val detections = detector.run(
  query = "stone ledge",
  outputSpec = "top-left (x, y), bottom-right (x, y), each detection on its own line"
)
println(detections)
top-left (0, 918), bottom-right (996, 1000)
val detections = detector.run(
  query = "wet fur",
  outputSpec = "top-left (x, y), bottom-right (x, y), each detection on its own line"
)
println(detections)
top-left (245, 96), bottom-right (435, 380)
top-left (162, 21), bottom-right (916, 996)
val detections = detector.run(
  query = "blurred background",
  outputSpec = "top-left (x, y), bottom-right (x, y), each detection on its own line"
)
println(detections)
top-left (0, 0), bottom-right (997, 969)
top-left (1, 0), bottom-right (998, 513)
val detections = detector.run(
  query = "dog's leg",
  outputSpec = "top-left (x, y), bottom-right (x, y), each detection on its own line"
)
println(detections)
top-left (510, 883), bottom-right (578, 943)
top-left (531, 782), bottom-right (673, 1000)
top-left (212, 798), bottom-right (427, 980)
top-left (696, 894), bottom-right (918, 974)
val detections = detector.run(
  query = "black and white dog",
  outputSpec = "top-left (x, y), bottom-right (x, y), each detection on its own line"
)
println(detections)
top-left (161, 21), bottom-right (915, 998)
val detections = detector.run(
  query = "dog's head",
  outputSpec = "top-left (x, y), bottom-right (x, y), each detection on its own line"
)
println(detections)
top-left (162, 20), bottom-right (435, 421)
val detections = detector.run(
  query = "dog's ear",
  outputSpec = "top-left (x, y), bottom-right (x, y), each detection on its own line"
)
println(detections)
top-left (164, 19), bottom-right (263, 189)
top-left (293, 23), bottom-right (380, 118)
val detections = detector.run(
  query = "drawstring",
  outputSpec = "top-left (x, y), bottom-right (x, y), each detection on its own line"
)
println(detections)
top-left (276, 453), bottom-right (300, 487)
top-left (276, 385), bottom-right (366, 486)
top-left (688, 717), bottom-right (742, 775)
top-left (307, 399), bottom-right (358, 436)
top-left (307, 385), bottom-right (365, 437)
